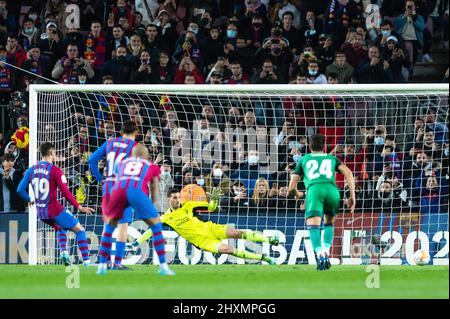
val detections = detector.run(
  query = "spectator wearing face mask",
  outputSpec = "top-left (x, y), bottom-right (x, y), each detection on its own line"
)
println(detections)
top-left (305, 60), bottom-right (327, 84)
top-left (18, 17), bottom-right (40, 52)
top-left (224, 22), bottom-right (239, 46)
top-left (245, 13), bottom-right (270, 50)
top-left (0, 153), bottom-right (25, 213)
top-left (230, 150), bottom-right (268, 181)
top-left (204, 163), bottom-right (231, 196)
top-left (374, 20), bottom-right (405, 52)
top-left (221, 181), bottom-right (249, 210)
top-left (256, 38), bottom-right (293, 83)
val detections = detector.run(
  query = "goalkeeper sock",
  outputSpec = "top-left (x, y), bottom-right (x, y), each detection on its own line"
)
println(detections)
top-left (99, 224), bottom-right (116, 264)
top-left (114, 241), bottom-right (126, 266)
top-left (322, 224), bottom-right (334, 256)
top-left (241, 231), bottom-right (269, 243)
top-left (150, 223), bottom-right (166, 265)
top-left (233, 249), bottom-right (264, 261)
top-left (308, 225), bottom-right (323, 255)
top-left (56, 230), bottom-right (67, 253)
top-left (136, 229), bottom-right (153, 246)
top-left (75, 230), bottom-right (90, 262)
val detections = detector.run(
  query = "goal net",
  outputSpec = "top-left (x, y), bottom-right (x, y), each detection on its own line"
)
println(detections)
top-left (28, 84), bottom-right (449, 266)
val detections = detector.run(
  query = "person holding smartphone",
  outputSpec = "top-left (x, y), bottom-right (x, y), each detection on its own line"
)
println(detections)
top-left (394, 0), bottom-right (425, 65)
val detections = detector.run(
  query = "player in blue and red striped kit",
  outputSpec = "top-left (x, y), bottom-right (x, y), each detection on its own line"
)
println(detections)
top-left (17, 142), bottom-right (95, 266)
top-left (96, 144), bottom-right (174, 276)
top-left (88, 120), bottom-right (138, 270)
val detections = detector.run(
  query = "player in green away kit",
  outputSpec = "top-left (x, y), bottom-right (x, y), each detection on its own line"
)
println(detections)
top-left (289, 134), bottom-right (355, 270)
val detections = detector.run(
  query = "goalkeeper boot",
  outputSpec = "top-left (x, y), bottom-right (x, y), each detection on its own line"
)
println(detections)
top-left (60, 251), bottom-right (71, 266)
top-left (262, 254), bottom-right (276, 265)
top-left (269, 235), bottom-right (280, 246)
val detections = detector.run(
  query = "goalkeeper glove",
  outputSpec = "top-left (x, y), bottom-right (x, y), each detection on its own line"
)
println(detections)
top-left (208, 188), bottom-right (223, 211)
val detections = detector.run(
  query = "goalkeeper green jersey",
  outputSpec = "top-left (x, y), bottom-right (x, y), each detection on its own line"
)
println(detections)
top-left (294, 153), bottom-right (342, 189)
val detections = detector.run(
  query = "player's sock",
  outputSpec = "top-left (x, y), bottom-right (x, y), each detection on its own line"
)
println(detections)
top-left (75, 230), bottom-right (90, 262)
top-left (114, 241), bottom-right (126, 266)
top-left (150, 223), bottom-right (167, 266)
top-left (322, 224), bottom-right (334, 256)
top-left (241, 230), bottom-right (269, 243)
top-left (233, 249), bottom-right (264, 261)
top-left (308, 225), bottom-right (323, 254)
top-left (56, 230), bottom-right (68, 253)
top-left (99, 224), bottom-right (116, 264)
top-left (136, 229), bottom-right (153, 246)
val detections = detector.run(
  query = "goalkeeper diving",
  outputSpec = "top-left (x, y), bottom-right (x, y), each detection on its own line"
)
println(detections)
top-left (128, 185), bottom-right (279, 264)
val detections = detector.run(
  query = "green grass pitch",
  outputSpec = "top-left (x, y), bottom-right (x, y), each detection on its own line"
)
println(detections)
top-left (0, 265), bottom-right (448, 299)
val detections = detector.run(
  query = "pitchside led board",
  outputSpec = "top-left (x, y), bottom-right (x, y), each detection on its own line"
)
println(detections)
top-left (1, 211), bottom-right (447, 265)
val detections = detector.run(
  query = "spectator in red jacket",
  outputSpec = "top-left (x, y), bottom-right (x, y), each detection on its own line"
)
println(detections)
top-left (340, 32), bottom-right (367, 69)
top-left (174, 56), bottom-right (204, 84)
top-left (5, 34), bottom-right (27, 67)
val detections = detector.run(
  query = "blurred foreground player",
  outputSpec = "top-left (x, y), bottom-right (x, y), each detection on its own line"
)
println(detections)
top-left (17, 142), bottom-right (95, 266)
top-left (289, 134), bottom-right (355, 270)
top-left (97, 144), bottom-right (174, 275)
top-left (89, 120), bottom-right (138, 270)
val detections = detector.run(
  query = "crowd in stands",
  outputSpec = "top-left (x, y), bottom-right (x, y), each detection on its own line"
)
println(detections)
top-left (0, 0), bottom-right (449, 218)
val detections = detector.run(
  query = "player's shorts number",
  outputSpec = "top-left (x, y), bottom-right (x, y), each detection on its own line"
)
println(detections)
top-left (31, 178), bottom-right (50, 200)
top-left (123, 162), bottom-right (143, 176)
top-left (306, 159), bottom-right (333, 180)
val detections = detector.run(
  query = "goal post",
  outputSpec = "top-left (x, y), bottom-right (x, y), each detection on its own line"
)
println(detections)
top-left (28, 84), bottom-right (449, 266)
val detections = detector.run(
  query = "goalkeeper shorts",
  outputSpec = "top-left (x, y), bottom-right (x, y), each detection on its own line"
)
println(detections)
top-left (191, 222), bottom-right (227, 254)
